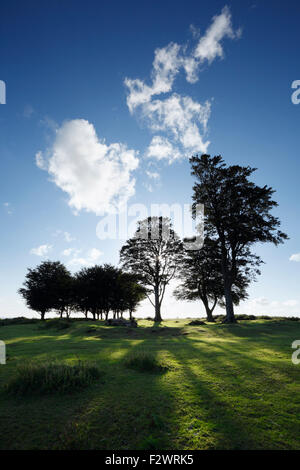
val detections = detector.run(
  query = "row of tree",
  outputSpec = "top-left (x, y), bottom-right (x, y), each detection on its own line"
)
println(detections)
top-left (19, 262), bottom-right (147, 320)
top-left (119, 154), bottom-right (287, 323)
top-left (19, 154), bottom-right (287, 324)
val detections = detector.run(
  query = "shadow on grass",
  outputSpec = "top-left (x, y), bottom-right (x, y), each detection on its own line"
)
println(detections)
top-left (1, 320), bottom-right (300, 450)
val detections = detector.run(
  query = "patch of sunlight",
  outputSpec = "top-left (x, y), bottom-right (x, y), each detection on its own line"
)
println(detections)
top-left (109, 348), bottom-right (131, 360)
top-left (5, 335), bottom-right (53, 344)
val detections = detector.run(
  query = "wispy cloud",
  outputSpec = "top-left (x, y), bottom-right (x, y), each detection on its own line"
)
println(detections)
top-left (64, 231), bottom-right (75, 242)
top-left (3, 202), bottom-right (13, 215)
top-left (68, 248), bottom-right (103, 267)
top-left (146, 170), bottom-right (160, 179)
top-left (30, 244), bottom-right (52, 257)
top-left (290, 253), bottom-right (300, 262)
top-left (36, 119), bottom-right (139, 215)
top-left (62, 248), bottom-right (80, 257)
top-left (125, 6), bottom-right (240, 163)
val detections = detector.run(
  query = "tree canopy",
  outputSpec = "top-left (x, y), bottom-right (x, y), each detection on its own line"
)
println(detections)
top-left (19, 261), bottom-right (73, 320)
top-left (120, 216), bottom-right (183, 321)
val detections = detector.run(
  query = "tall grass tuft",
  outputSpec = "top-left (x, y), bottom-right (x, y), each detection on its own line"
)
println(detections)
top-left (124, 350), bottom-right (167, 373)
top-left (6, 361), bottom-right (102, 396)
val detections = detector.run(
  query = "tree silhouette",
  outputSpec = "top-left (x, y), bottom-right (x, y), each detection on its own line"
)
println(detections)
top-left (73, 265), bottom-right (146, 320)
top-left (19, 261), bottom-right (72, 320)
top-left (190, 154), bottom-right (288, 323)
top-left (175, 237), bottom-right (257, 321)
top-left (120, 216), bottom-right (183, 322)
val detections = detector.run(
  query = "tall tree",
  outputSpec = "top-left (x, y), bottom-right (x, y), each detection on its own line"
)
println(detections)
top-left (19, 261), bottom-right (72, 320)
top-left (174, 237), bottom-right (257, 321)
top-left (120, 216), bottom-right (183, 322)
top-left (190, 154), bottom-right (288, 323)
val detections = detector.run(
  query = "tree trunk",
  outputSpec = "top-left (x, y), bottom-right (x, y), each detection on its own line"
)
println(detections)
top-left (206, 308), bottom-right (215, 322)
top-left (41, 310), bottom-right (45, 321)
top-left (220, 243), bottom-right (236, 324)
top-left (129, 310), bottom-right (132, 320)
top-left (154, 285), bottom-right (162, 322)
top-left (223, 276), bottom-right (236, 323)
top-left (202, 298), bottom-right (215, 322)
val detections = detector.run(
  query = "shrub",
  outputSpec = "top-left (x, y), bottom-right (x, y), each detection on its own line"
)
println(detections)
top-left (236, 314), bottom-right (257, 321)
top-left (6, 361), bottom-right (102, 396)
top-left (188, 319), bottom-right (206, 325)
top-left (257, 315), bottom-right (273, 320)
top-left (124, 351), bottom-right (167, 373)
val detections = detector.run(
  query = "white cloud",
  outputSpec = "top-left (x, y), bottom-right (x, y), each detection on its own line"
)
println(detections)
top-left (64, 231), bottom-right (75, 242)
top-left (35, 151), bottom-right (47, 170)
top-left (36, 119), bottom-right (139, 215)
top-left (125, 42), bottom-right (182, 112)
top-left (146, 136), bottom-right (181, 162)
top-left (194, 6), bottom-right (236, 63)
top-left (68, 248), bottom-right (103, 267)
top-left (30, 244), bottom-right (52, 257)
top-left (62, 248), bottom-right (79, 257)
top-left (290, 253), bottom-right (300, 262)
top-left (125, 6), bottom-right (239, 163)
top-left (143, 182), bottom-right (154, 193)
top-left (146, 170), bottom-right (160, 179)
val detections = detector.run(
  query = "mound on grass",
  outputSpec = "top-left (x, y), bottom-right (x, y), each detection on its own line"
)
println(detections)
top-left (38, 319), bottom-right (71, 331)
top-left (124, 350), bottom-right (168, 373)
top-left (6, 361), bottom-right (102, 396)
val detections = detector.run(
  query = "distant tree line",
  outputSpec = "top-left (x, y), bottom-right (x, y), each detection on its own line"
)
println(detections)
top-left (19, 262), bottom-right (147, 321)
top-left (19, 154), bottom-right (287, 323)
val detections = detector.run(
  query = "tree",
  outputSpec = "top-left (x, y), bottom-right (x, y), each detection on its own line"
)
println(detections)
top-left (19, 261), bottom-right (72, 320)
top-left (120, 216), bottom-right (183, 322)
top-left (117, 272), bottom-right (147, 320)
top-left (73, 264), bottom-right (120, 320)
top-left (174, 237), bottom-right (256, 321)
top-left (190, 155), bottom-right (288, 323)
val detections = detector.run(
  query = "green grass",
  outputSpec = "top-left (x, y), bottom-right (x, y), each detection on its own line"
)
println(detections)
top-left (6, 360), bottom-right (102, 396)
top-left (0, 317), bottom-right (299, 449)
top-left (124, 349), bottom-right (168, 373)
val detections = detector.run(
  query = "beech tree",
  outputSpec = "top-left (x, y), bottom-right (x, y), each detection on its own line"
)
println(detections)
top-left (120, 216), bottom-right (183, 322)
top-left (19, 261), bottom-right (72, 320)
top-left (190, 155), bottom-right (288, 323)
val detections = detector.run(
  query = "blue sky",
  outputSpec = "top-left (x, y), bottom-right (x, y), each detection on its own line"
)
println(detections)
top-left (1, 0), bottom-right (300, 318)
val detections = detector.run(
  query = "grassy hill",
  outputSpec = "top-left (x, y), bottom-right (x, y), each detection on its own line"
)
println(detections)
top-left (0, 318), bottom-right (299, 450)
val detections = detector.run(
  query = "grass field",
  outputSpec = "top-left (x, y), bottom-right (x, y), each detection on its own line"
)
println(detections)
top-left (0, 318), bottom-right (299, 450)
